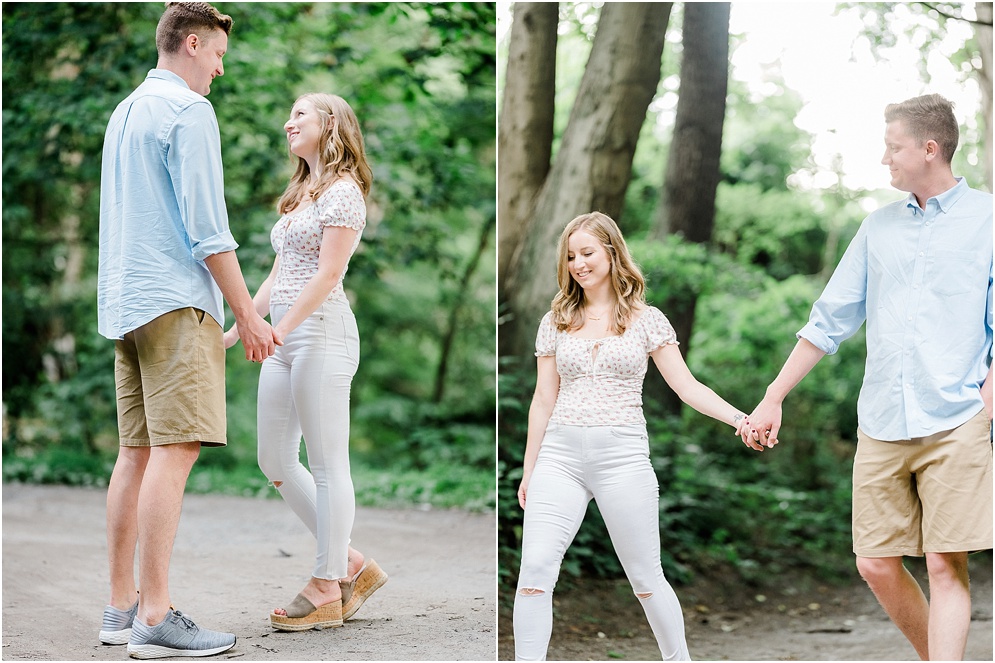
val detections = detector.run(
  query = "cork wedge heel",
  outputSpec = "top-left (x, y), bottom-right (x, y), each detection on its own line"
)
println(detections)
top-left (341, 559), bottom-right (388, 620)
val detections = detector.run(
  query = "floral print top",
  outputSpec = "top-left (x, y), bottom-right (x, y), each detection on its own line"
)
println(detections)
top-left (535, 306), bottom-right (679, 426)
top-left (269, 179), bottom-right (366, 306)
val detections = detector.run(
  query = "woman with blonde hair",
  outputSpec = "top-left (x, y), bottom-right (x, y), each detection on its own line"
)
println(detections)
top-left (225, 92), bottom-right (386, 630)
top-left (513, 211), bottom-right (754, 660)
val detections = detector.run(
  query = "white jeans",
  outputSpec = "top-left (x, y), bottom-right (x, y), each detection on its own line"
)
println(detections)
top-left (514, 423), bottom-right (690, 661)
top-left (257, 298), bottom-right (360, 580)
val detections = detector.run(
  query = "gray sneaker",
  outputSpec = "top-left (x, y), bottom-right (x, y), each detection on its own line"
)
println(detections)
top-left (127, 610), bottom-right (235, 659)
top-left (99, 600), bottom-right (139, 645)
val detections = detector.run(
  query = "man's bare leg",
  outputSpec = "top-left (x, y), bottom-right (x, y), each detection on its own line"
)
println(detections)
top-left (135, 441), bottom-right (200, 626)
top-left (107, 446), bottom-right (150, 610)
top-left (856, 556), bottom-right (930, 660)
top-left (925, 551), bottom-right (971, 660)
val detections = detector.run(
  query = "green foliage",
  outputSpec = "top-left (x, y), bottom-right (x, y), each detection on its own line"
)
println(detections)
top-left (1, 445), bottom-right (492, 511)
top-left (2, 3), bottom-right (496, 503)
top-left (720, 80), bottom-right (812, 191)
top-left (713, 183), bottom-right (832, 279)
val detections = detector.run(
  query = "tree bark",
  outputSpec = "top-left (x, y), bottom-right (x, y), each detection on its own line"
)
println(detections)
top-left (497, 3), bottom-right (558, 292)
top-left (648, 2), bottom-right (730, 415)
top-left (503, 2), bottom-right (673, 357)
top-left (976, 2), bottom-right (993, 191)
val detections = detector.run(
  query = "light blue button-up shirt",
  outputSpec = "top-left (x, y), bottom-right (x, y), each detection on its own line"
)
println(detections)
top-left (98, 69), bottom-right (237, 339)
top-left (798, 177), bottom-right (993, 441)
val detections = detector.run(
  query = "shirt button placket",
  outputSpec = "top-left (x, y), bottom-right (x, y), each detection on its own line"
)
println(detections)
top-left (901, 202), bottom-right (934, 434)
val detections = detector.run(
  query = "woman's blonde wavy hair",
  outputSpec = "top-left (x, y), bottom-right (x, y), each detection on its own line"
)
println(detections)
top-left (550, 211), bottom-right (646, 335)
top-left (277, 93), bottom-right (373, 214)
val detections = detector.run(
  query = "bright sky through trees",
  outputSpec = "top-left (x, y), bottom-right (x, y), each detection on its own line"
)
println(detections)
top-left (728, 2), bottom-right (982, 193)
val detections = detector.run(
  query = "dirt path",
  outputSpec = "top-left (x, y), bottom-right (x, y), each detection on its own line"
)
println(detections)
top-left (2, 483), bottom-right (496, 661)
top-left (498, 556), bottom-right (993, 661)
top-left (5, 483), bottom-right (992, 661)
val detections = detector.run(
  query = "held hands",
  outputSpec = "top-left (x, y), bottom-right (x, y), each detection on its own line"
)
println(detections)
top-left (227, 312), bottom-right (283, 362)
top-left (738, 397), bottom-right (781, 451)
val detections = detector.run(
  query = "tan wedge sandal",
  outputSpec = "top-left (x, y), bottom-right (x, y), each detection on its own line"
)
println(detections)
top-left (269, 594), bottom-right (343, 631)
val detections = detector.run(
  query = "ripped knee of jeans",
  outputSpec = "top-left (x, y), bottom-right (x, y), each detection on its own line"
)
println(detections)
top-left (519, 587), bottom-right (545, 596)
top-left (269, 480), bottom-right (283, 489)
top-left (635, 591), bottom-right (653, 600)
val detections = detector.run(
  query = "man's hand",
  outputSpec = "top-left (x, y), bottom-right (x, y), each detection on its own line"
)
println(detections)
top-left (235, 311), bottom-right (280, 362)
top-left (742, 396), bottom-right (782, 450)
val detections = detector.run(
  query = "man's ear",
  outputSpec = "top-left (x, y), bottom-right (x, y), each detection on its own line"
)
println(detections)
top-left (182, 33), bottom-right (199, 57)
top-left (924, 138), bottom-right (940, 161)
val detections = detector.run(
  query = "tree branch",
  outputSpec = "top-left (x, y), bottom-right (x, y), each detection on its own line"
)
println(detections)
top-left (919, 2), bottom-right (993, 27)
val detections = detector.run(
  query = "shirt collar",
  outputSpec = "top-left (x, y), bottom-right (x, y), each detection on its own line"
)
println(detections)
top-left (145, 68), bottom-right (191, 91)
top-left (904, 176), bottom-right (967, 214)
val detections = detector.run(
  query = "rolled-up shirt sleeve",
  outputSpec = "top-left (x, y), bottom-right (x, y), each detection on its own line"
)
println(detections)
top-left (797, 221), bottom-right (868, 355)
top-left (165, 102), bottom-right (237, 261)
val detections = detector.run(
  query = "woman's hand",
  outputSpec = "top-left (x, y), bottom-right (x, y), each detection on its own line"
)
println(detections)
top-left (223, 326), bottom-right (240, 350)
top-left (517, 473), bottom-right (531, 510)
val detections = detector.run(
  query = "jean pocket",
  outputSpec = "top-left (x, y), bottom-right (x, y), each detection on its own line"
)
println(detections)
top-left (609, 424), bottom-right (648, 441)
top-left (341, 314), bottom-right (360, 363)
top-left (609, 425), bottom-right (650, 457)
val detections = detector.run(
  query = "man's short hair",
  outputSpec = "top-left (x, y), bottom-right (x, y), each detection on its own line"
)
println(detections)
top-left (884, 94), bottom-right (959, 164)
top-left (155, 2), bottom-right (233, 56)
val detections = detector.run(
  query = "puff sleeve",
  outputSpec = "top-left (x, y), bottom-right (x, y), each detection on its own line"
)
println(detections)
top-left (643, 307), bottom-right (678, 352)
top-left (534, 311), bottom-right (557, 357)
top-left (316, 180), bottom-right (366, 231)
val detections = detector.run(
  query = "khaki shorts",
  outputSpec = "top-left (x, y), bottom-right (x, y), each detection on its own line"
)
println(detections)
top-left (852, 409), bottom-right (992, 557)
top-left (114, 307), bottom-right (227, 447)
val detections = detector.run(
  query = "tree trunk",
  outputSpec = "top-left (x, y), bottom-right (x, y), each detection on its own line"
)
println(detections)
top-left (977, 2), bottom-right (993, 191)
top-left (503, 2), bottom-right (673, 357)
top-left (647, 2), bottom-right (730, 416)
top-left (497, 2), bottom-right (557, 293)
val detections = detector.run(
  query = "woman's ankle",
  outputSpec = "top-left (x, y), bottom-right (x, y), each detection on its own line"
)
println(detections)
top-left (347, 548), bottom-right (365, 578)
top-left (308, 576), bottom-right (342, 600)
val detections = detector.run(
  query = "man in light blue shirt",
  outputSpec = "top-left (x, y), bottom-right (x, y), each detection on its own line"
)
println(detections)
top-left (96, 3), bottom-right (280, 659)
top-left (97, 65), bottom-right (239, 339)
top-left (743, 94), bottom-right (992, 660)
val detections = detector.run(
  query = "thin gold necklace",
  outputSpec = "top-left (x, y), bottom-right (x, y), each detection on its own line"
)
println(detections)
top-left (586, 306), bottom-right (612, 321)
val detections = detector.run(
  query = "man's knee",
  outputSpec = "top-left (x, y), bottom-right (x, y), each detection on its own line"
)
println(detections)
top-left (925, 552), bottom-right (969, 588)
top-left (151, 441), bottom-right (201, 469)
top-left (856, 556), bottom-right (903, 587)
top-left (116, 446), bottom-right (151, 472)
